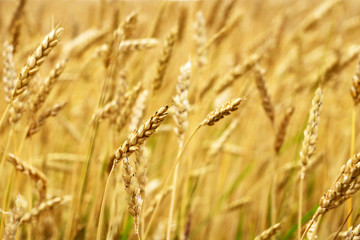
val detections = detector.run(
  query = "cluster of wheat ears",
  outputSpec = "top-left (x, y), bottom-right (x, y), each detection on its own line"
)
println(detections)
top-left (3, 0), bottom-right (360, 239)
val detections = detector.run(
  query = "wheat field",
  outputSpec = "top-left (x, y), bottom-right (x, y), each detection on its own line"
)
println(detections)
top-left (1, 0), bottom-right (360, 239)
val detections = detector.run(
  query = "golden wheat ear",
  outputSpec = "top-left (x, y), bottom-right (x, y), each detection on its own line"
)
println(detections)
top-left (12, 27), bottom-right (64, 100)
top-left (200, 98), bottom-right (243, 127)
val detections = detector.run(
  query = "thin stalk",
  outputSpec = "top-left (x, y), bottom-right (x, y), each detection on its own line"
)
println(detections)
top-left (348, 107), bottom-right (356, 229)
top-left (166, 155), bottom-right (181, 240)
top-left (96, 165), bottom-right (115, 240)
top-left (144, 125), bottom-right (201, 239)
top-left (0, 104), bottom-right (10, 129)
top-left (298, 169), bottom-right (305, 240)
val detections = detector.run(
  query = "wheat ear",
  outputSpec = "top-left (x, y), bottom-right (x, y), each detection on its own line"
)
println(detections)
top-left (200, 98), bottom-right (242, 126)
top-left (2, 42), bottom-right (16, 103)
top-left (351, 55), bottom-right (360, 105)
top-left (19, 196), bottom-right (71, 224)
top-left (113, 105), bottom-right (169, 168)
top-left (299, 88), bottom-right (323, 239)
top-left (31, 60), bottom-right (67, 113)
top-left (253, 65), bottom-right (275, 124)
top-left (119, 39), bottom-right (158, 53)
top-left (153, 27), bottom-right (178, 92)
top-left (12, 27), bottom-right (64, 99)
top-left (274, 106), bottom-right (295, 153)
top-left (216, 54), bottom-right (260, 94)
top-left (6, 154), bottom-right (47, 201)
top-left (26, 102), bottom-right (67, 138)
top-left (2, 194), bottom-right (27, 240)
top-left (254, 223), bottom-right (281, 240)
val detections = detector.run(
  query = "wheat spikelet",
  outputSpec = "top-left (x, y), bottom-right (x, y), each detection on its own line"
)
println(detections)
top-left (122, 157), bottom-right (143, 235)
top-left (351, 55), bottom-right (360, 105)
top-left (19, 196), bottom-right (71, 224)
top-left (119, 39), bottom-right (158, 53)
top-left (26, 102), bottom-right (67, 138)
top-left (311, 153), bottom-right (360, 219)
top-left (254, 65), bottom-right (275, 124)
top-left (194, 12), bottom-right (207, 68)
top-left (254, 223), bottom-right (281, 240)
top-left (300, 88), bottom-right (323, 169)
top-left (12, 27), bottom-right (64, 99)
top-left (2, 42), bottom-right (16, 103)
top-left (153, 27), bottom-right (178, 92)
top-left (347, 225), bottom-right (360, 240)
top-left (6, 154), bottom-right (47, 200)
top-left (173, 61), bottom-right (191, 145)
top-left (8, 90), bottom-right (29, 125)
top-left (31, 60), bottom-right (67, 113)
top-left (200, 98), bottom-right (242, 126)
top-left (113, 105), bottom-right (169, 168)
top-left (216, 54), bottom-right (260, 94)
top-left (2, 194), bottom-right (27, 240)
top-left (274, 106), bottom-right (295, 153)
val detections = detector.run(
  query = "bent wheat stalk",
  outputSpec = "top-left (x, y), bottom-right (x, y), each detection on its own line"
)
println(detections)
top-left (97, 106), bottom-right (169, 240)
